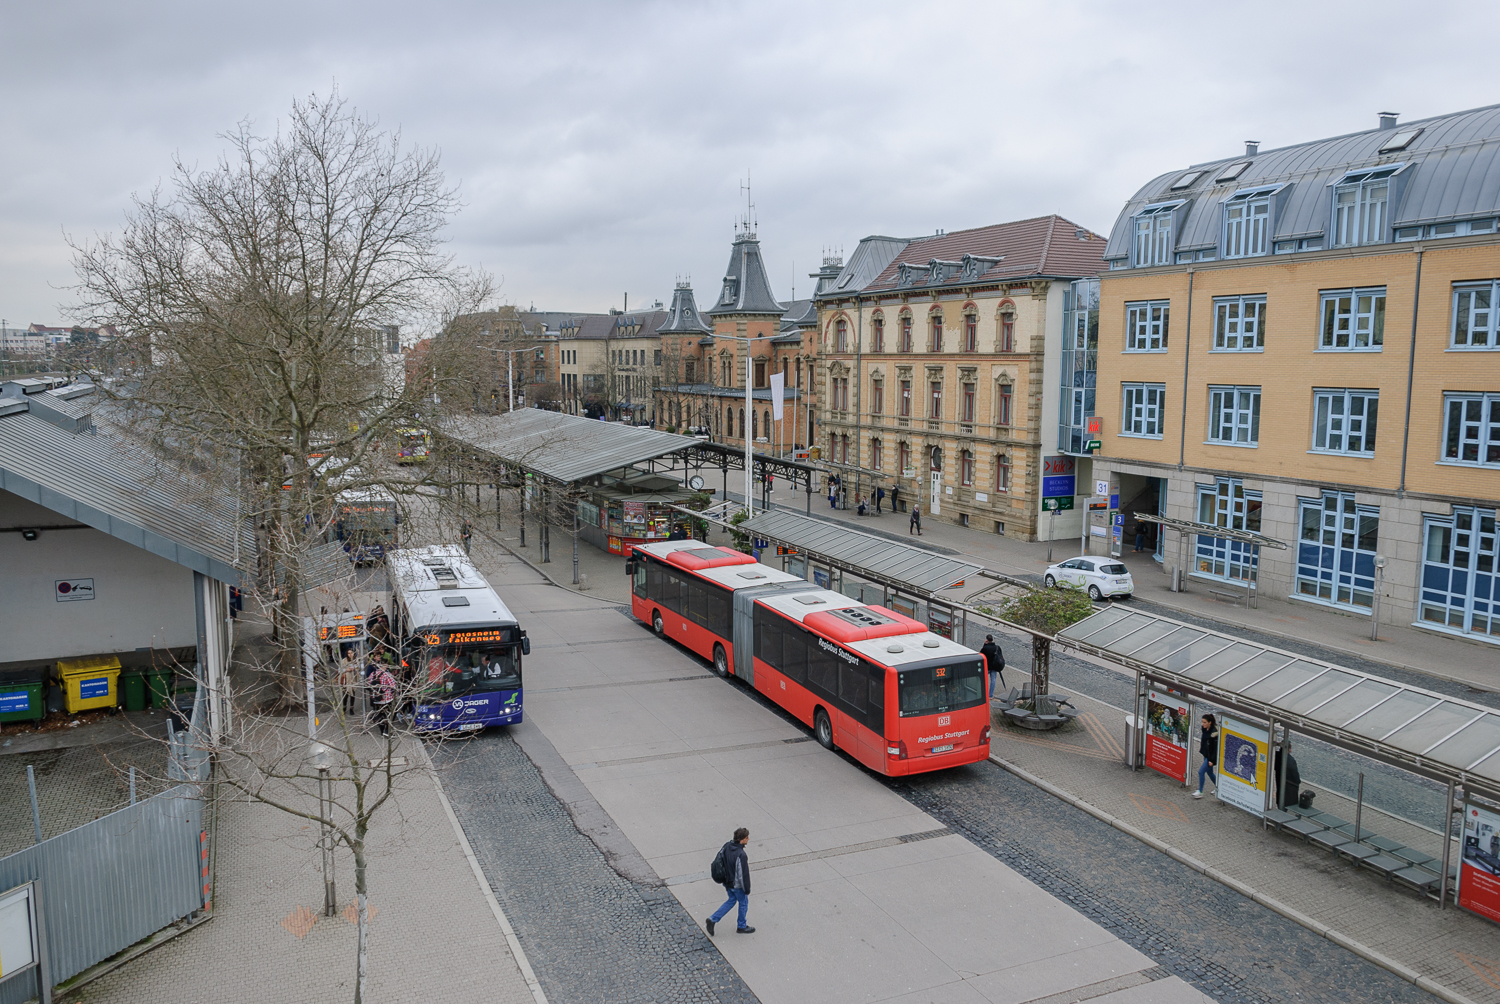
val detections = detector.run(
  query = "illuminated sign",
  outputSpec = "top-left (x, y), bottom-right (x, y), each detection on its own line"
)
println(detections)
top-left (429, 628), bottom-right (516, 646)
top-left (319, 624), bottom-right (362, 641)
top-left (934, 666), bottom-right (948, 678)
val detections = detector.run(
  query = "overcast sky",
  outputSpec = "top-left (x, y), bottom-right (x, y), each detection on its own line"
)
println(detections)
top-left (3, 0), bottom-right (1497, 330)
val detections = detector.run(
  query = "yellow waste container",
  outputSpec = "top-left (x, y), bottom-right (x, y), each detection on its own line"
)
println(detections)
top-left (58, 655), bottom-right (121, 714)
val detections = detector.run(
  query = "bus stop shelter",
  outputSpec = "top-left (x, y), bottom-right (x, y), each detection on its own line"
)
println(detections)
top-left (736, 509), bottom-right (989, 638)
top-left (1057, 603), bottom-right (1500, 913)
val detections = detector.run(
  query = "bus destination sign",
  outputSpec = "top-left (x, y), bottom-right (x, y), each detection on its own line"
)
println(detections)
top-left (429, 627), bottom-right (515, 646)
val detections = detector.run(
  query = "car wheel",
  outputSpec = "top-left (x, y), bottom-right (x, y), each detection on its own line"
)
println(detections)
top-left (713, 643), bottom-right (729, 678)
top-left (1088, 584), bottom-right (1103, 601)
top-left (652, 610), bottom-right (664, 635)
top-left (814, 709), bottom-right (834, 750)
top-left (1044, 574), bottom-right (1056, 589)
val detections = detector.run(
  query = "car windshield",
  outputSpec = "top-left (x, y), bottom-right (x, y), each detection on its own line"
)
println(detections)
top-left (897, 659), bottom-right (985, 717)
top-left (423, 645), bottom-right (521, 694)
top-left (1099, 563), bottom-right (1128, 575)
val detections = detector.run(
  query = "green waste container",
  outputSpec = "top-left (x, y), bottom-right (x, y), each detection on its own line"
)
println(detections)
top-left (119, 670), bottom-right (148, 712)
top-left (0, 668), bottom-right (46, 723)
top-left (147, 669), bottom-right (176, 709)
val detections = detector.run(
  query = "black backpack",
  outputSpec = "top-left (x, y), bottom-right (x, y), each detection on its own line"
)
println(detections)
top-left (710, 844), bottom-right (729, 884)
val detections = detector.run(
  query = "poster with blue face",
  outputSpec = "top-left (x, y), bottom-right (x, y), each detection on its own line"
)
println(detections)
top-left (1217, 718), bottom-right (1268, 817)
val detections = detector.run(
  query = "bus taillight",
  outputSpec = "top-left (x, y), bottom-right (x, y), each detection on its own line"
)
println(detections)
top-left (887, 740), bottom-right (908, 759)
top-left (981, 725), bottom-right (991, 744)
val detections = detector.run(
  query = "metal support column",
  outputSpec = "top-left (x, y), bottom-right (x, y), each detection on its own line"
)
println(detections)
top-left (1439, 780), bottom-right (1457, 909)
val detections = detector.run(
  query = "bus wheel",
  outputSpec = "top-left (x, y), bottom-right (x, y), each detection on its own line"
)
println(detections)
top-left (652, 610), bottom-right (664, 635)
top-left (814, 709), bottom-right (834, 751)
top-left (713, 643), bottom-right (729, 677)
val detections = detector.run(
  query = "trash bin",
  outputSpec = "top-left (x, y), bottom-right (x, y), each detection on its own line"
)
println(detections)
top-left (0, 668), bottom-right (47, 723)
top-left (119, 669), bottom-right (148, 712)
top-left (57, 655), bottom-right (122, 714)
top-left (147, 669), bottom-right (176, 709)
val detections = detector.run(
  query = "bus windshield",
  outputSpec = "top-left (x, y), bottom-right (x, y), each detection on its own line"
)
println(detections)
top-left (422, 645), bottom-right (521, 695)
top-left (897, 659), bottom-right (985, 718)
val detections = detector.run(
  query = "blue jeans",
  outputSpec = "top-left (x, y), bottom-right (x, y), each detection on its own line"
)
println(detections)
top-left (710, 888), bottom-right (749, 929)
top-left (1197, 759), bottom-right (1217, 792)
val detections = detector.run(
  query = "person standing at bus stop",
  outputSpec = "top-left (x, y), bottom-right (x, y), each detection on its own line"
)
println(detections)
top-left (909, 506), bottom-right (922, 535)
top-left (461, 518), bottom-right (473, 555)
top-left (1194, 714), bottom-right (1219, 799)
top-left (705, 827), bottom-right (755, 936)
top-left (980, 635), bottom-right (1005, 698)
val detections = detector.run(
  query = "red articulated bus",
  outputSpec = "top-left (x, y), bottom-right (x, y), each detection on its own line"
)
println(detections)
top-left (628, 540), bottom-right (991, 775)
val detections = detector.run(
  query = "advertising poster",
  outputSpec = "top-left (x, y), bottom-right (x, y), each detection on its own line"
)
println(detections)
top-left (1217, 718), bottom-right (1269, 816)
top-left (1144, 690), bottom-right (1190, 783)
top-left (623, 501), bottom-right (646, 524)
top-left (1458, 802), bottom-right (1500, 923)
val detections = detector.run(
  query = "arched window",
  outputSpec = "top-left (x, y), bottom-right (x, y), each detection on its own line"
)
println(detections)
top-left (963, 312), bottom-right (978, 352)
top-left (930, 445), bottom-right (942, 471)
top-left (960, 449), bottom-right (974, 486)
top-left (999, 312), bottom-right (1015, 352)
top-left (898, 440), bottom-right (910, 475)
top-left (997, 382), bottom-right (1013, 427)
top-left (738, 408), bottom-right (745, 438)
top-left (763, 410), bottom-right (771, 439)
top-left (871, 438), bottom-right (883, 471)
top-left (841, 434), bottom-right (850, 464)
top-left (929, 311), bottom-right (944, 353)
top-left (871, 312), bottom-right (885, 353)
top-left (996, 454), bottom-right (1011, 491)
top-left (834, 318), bottom-right (848, 353)
top-left (726, 404), bottom-right (733, 435)
top-left (899, 312), bottom-right (913, 352)
top-left (752, 409), bottom-right (758, 439)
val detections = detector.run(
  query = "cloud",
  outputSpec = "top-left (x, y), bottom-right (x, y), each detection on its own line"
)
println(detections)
top-left (2, 0), bottom-right (1495, 325)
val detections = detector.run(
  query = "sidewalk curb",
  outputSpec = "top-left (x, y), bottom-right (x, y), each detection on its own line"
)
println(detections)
top-left (987, 753), bottom-right (1477, 1004)
top-left (429, 768), bottom-right (550, 1004)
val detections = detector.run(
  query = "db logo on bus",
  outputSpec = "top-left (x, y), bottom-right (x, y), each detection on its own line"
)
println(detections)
top-left (938, 715), bottom-right (951, 726)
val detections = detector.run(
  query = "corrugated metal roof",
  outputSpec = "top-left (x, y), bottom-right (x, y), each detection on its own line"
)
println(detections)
top-left (824, 236), bottom-right (911, 297)
top-left (0, 409), bottom-right (250, 585)
top-left (447, 409), bottom-right (704, 483)
top-left (1105, 104), bottom-right (1500, 260)
top-left (1059, 605), bottom-right (1500, 797)
top-left (707, 234), bottom-right (785, 316)
top-left (738, 509), bottom-right (981, 594)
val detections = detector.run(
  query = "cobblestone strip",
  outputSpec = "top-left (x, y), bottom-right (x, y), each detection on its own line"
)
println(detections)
top-left (433, 731), bottom-right (761, 1004)
top-left (885, 760), bottom-right (1440, 1004)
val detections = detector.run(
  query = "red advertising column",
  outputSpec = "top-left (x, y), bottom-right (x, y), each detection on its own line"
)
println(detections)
top-left (1458, 802), bottom-right (1500, 923)
top-left (1144, 689), bottom-right (1190, 783)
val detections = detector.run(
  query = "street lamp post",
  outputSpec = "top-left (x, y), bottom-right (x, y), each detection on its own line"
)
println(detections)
top-left (309, 741), bottom-right (337, 916)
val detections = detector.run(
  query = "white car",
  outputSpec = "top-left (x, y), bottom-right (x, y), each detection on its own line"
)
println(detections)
top-left (1043, 557), bottom-right (1135, 600)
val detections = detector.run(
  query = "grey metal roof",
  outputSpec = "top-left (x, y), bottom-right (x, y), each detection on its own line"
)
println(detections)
top-left (446, 409), bottom-right (704, 483)
top-left (0, 407), bottom-right (250, 585)
top-left (778, 298), bottom-right (816, 330)
top-left (707, 234), bottom-right (785, 317)
top-left (822, 236), bottom-right (910, 298)
top-left (738, 509), bottom-right (981, 594)
top-left (1058, 605), bottom-right (1500, 798)
top-left (1105, 104), bottom-right (1500, 261)
top-left (658, 284), bottom-right (713, 335)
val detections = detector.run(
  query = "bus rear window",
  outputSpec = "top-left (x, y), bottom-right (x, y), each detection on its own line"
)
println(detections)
top-left (897, 660), bottom-right (984, 718)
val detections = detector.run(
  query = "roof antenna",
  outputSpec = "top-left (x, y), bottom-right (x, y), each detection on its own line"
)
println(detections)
top-left (740, 171), bottom-right (756, 237)
top-left (791, 261), bottom-right (795, 300)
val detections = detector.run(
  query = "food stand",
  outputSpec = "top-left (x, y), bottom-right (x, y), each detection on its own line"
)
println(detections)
top-left (574, 473), bottom-right (709, 556)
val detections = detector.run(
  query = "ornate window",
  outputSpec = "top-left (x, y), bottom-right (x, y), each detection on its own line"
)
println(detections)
top-left (961, 383), bottom-right (976, 423)
top-left (899, 312), bottom-right (913, 352)
top-left (963, 312), bottom-right (978, 352)
top-left (997, 382), bottom-right (1013, 427)
top-left (899, 379), bottom-right (912, 417)
top-left (871, 313), bottom-right (885, 353)
top-left (834, 318), bottom-right (848, 353)
top-left (871, 379), bottom-right (884, 414)
top-left (960, 450), bottom-right (974, 486)
top-left (995, 454), bottom-right (1010, 492)
top-left (999, 313), bottom-right (1015, 352)
top-left (929, 312), bottom-right (944, 353)
top-left (929, 381), bottom-right (943, 420)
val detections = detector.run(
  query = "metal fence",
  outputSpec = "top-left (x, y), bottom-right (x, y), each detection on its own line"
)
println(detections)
top-left (0, 686), bottom-right (210, 1004)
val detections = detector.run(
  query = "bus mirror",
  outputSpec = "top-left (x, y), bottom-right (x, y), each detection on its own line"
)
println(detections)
top-left (521, 635), bottom-right (531, 656)
top-left (625, 560), bottom-right (636, 576)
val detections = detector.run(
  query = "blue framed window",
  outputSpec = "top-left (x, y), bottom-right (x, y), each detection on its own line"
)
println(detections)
top-left (1421, 508), bottom-right (1500, 640)
top-left (1296, 494), bottom-right (1379, 609)
top-left (1195, 479), bottom-right (1261, 583)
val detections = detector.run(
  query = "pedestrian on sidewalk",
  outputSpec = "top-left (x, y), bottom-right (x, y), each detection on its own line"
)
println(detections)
top-left (461, 519), bottom-right (473, 555)
top-left (1134, 528), bottom-right (1146, 552)
top-left (875, 487), bottom-right (885, 514)
top-left (337, 653), bottom-right (361, 718)
top-left (370, 661), bottom-right (397, 737)
top-left (891, 485), bottom-right (900, 513)
top-left (857, 496), bottom-right (867, 516)
top-left (705, 827), bottom-right (755, 935)
top-left (1193, 714), bottom-right (1219, 798)
top-left (909, 506), bottom-right (922, 535)
top-left (980, 635), bottom-right (1006, 697)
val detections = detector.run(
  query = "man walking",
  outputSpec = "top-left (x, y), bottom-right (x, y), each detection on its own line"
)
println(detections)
top-left (875, 486), bottom-right (885, 514)
top-left (980, 634), bottom-right (1006, 698)
top-left (706, 827), bottom-right (754, 935)
top-left (909, 506), bottom-right (922, 535)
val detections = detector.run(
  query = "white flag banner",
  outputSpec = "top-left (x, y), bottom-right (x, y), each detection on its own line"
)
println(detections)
top-left (769, 372), bottom-right (785, 420)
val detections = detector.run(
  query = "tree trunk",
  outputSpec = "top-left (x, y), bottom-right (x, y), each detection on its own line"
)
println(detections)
top-left (354, 826), bottom-right (369, 1004)
top-left (1032, 636), bottom-right (1051, 696)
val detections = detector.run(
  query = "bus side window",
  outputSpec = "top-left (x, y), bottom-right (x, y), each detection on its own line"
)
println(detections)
top-left (632, 560), bottom-right (647, 597)
top-left (807, 638), bottom-right (839, 698)
top-left (780, 624), bottom-right (807, 685)
top-left (867, 665), bottom-right (885, 716)
top-left (839, 660), bottom-right (867, 714)
top-left (754, 608), bottom-right (782, 668)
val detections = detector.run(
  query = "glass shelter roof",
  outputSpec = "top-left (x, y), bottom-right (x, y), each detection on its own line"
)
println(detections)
top-left (1057, 606), bottom-right (1500, 796)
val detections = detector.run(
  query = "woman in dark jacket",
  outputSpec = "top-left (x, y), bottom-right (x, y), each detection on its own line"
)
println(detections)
top-left (1194, 714), bottom-right (1219, 799)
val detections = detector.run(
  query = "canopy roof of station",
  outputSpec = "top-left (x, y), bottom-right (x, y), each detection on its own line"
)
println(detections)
top-left (1058, 605), bottom-right (1500, 798)
top-left (447, 411), bottom-right (703, 484)
top-left (1133, 512), bottom-right (1288, 549)
top-left (738, 509), bottom-right (983, 596)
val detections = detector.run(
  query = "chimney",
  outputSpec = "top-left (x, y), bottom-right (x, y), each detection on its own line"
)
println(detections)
top-left (1245, 140), bottom-right (1259, 157)
top-left (1379, 112), bottom-right (1399, 130)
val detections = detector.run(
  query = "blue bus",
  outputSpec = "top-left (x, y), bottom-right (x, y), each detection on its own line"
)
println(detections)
top-left (334, 488), bottom-right (398, 563)
top-left (387, 545), bottom-right (529, 733)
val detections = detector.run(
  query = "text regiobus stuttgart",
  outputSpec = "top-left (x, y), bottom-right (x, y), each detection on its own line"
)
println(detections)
top-left (387, 545), bottom-right (530, 733)
top-left (627, 540), bottom-right (990, 774)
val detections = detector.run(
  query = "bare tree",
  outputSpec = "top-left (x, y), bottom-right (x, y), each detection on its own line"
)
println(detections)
top-left (70, 90), bottom-right (494, 702)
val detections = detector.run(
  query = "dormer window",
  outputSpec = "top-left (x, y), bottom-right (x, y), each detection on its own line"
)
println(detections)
top-left (1133, 203), bottom-right (1180, 267)
top-left (1223, 187), bottom-right (1276, 258)
top-left (721, 278), bottom-right (738, 303)
top-left (1333, 167), bottom-right (1400, 248)
top-left (896, 263), bottom-right (921, 288)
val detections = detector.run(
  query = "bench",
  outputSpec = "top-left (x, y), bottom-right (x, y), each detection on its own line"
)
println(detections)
top-left (1207, 585), bottom-right (1258, 608)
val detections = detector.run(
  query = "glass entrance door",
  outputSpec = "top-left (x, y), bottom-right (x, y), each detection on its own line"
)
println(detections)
top-left (1296, 493), bottom-right (1378, 609)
